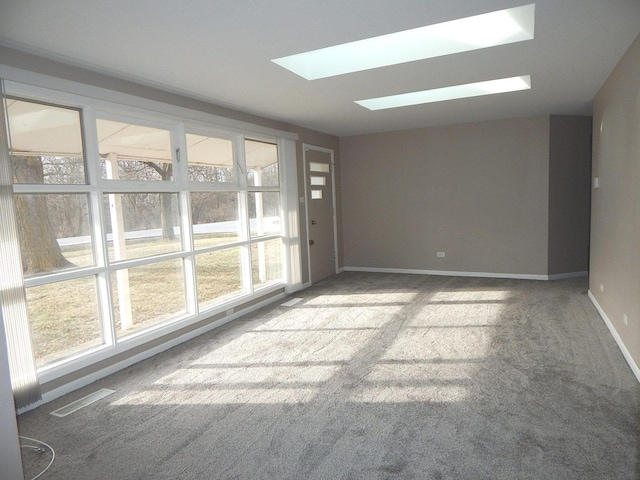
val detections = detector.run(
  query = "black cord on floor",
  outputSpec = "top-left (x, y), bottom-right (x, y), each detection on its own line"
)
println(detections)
top-left (19, 436), bottom-right (55, 480)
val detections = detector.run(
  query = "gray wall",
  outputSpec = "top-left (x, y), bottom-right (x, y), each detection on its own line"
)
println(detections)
top-left (340, 116), bottom-right (593, 277)
top-left (340, 117), bottom-right (553, 276)
top-left (548, 115), bottom-right (592, 275)
top-left (590, 34), bottom-right (640, 372)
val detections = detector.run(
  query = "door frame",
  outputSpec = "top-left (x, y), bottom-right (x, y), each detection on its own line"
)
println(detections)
top-left (302, 144), bottom-right (338, 284)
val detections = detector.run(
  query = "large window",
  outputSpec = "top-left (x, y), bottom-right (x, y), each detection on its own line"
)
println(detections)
top-left (3, 96), bottom-right (288, 372)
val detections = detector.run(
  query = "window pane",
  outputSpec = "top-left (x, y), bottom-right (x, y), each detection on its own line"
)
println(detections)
top-left (104, 193), bottom-right (181, 262)
top-left (7, 98), bottom-right (86, 184)
top-left (195, 248), bottom-right (244, 309)
top-left (246, 140), bottom-right (278, 187)
top-left (113, 259), bottom-right (186, 338)
top-left (252, 238), bottom-right (282, 287)
top-left (97, 119), bottom-right (173, 181)
top-left (248, 192), bottom-right (280, 238)
top-left (26, 276), bottom-right (101, 366)
top-left (309, 162), bottom-right (330, 173)
top-left (310, 176), bottom-right (326, 186)
top-left (191, 192), bottom-right (240, 249)
top-left (16, 193), bottom-right (94, 276)
top-left (186, 134), bottom-right (235, 183)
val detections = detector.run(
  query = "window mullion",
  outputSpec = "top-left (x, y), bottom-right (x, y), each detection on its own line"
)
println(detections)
top-left (235, 136), bottom-right (253, 294)
top-left (173, 123), bottom-right (197, 316)
top-left (82, 105), bottom-right (117, 348)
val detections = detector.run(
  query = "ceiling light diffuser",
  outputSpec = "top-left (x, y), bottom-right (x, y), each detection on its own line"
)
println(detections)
top-left (272, 4), bottom-right (535, 80)
top-left (355, 75), bottom-right (532, 110)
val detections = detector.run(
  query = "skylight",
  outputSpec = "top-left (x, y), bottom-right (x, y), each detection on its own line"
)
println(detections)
top-left (355, 75), bottom-right (532, 110)
top-left (272, 4), bottom-right (535, 80)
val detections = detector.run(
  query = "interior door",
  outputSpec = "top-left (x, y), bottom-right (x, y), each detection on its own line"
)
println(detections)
top-left (305, 147), bottom-right (336, 284)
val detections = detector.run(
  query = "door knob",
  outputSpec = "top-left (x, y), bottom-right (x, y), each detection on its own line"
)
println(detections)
top-left (309, 239), bottom-right (315, 246)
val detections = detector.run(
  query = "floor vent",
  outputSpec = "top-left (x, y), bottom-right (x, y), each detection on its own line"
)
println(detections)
top-left (281, 297), bottom-right (303, 307)
top-left (50, 389), bottom-right (115, 417)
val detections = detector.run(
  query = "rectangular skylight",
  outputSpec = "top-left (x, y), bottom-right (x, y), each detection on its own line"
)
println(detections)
top-left (272, 4), bottom-right (535, 80)
top-left (355, 75), bottom-right (532, 110)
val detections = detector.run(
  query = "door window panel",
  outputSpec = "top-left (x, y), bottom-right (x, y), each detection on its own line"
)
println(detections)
top-left (252, 238), bottom-right (282, 287)
top-left (16, 193), bottom-right (94, 276)
top-left (191, 192), bottom-right (240, 249)
top-left (195, 248), bottom-right (244, 309)
top-left (309, 162), bottom-right (330, 173)
top-left (246, 140), bottom-right (279, 187)
top-left (104, 193), bottom-right (181, 262)
top-left (26, 276), bottom-right (102, 366)
top-left (310, 176), bottom-right (326, 186)
top-left (6, 98), bottom-right (86, 185)
top-left (97, 119), bottom-right (173, 181)
top-left (248, 192), bottom-right (280, 238)
top-left (113, 259), bottom-right (186, 338)
top-left (186, 134), bottom-right (235, 183)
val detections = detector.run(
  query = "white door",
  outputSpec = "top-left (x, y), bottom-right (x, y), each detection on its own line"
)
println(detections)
top-left (304, 146), bottom-right (336, 284)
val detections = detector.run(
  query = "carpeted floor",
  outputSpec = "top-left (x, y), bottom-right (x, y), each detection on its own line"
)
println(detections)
top-left (18, 272), bottom-right (640, 479)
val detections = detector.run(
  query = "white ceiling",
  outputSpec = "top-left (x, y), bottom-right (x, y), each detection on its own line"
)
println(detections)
top-left (1, 0), bottom-right (639, 137)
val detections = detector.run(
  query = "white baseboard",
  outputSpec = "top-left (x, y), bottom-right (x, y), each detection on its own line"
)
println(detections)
top-left (588, 291), bottom-right (640, 385)
top-left (19, 292), bottom-right (287, 414)
top-left (343, 266), bottom-right (588, 281)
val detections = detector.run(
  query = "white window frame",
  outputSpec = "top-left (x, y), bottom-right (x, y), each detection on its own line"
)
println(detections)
top-left (1, 76), bottom-right (301, 386)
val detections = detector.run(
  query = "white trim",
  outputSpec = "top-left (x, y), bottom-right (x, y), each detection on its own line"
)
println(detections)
top-left (588, 291), bottom-right (640, 385)
top-left (343, 266), bottom-right (584, 281)
top-left (302, 152), bottom-right (312, 283)
top-left (19, 291), bottom-right (287, 413)
top-left (337, 267), bottom-right (345, 274)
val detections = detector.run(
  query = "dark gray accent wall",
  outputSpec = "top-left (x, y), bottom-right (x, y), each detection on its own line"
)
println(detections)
top-left (547, 115), bottom-right (592, 275)
top-left (590, 34), bottom-right (640, 373)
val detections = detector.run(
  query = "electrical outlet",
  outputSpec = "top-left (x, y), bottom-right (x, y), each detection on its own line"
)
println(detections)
top-left (600, 283), bottom-right (604, 292)
top-left (623, 314), bottom-right (628, 326)
top-left (437, 252), bottom-right (445, 258)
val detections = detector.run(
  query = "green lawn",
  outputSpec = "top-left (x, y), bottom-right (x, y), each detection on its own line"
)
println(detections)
top-left (27, 235), bottom-right (281, 365)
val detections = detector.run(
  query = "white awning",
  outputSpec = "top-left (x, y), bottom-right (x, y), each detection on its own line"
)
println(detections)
top-left (7, 99), bottom-right (279, 169)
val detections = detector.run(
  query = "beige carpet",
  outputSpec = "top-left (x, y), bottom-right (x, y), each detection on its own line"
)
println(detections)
top-left (19, 272), bottom-right (640, 479)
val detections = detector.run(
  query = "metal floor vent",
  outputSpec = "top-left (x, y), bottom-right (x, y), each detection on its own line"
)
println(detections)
top-left (50, 389), bottom-right (115, 417)
top-left (281, 297), bottom-right (303, 307)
